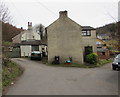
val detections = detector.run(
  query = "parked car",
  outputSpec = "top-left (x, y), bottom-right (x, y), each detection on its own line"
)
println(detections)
top-left (30, 51), bottom-right (42, 60)
top-left (112, 54), bottom-right (120, 70)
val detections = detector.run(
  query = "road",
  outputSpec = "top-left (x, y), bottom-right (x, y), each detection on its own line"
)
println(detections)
top-left (6, 58), bottom-right (118, 95)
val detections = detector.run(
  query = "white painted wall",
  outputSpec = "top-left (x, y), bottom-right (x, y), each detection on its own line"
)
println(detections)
top-left (39, 45), bottom-right (42, 52)
top-left (21, 45), bottom-right (44, 57)
top-left (21, 30), bottom-right (41, 41)
top-left (21, 45), bottom-right (31, 57)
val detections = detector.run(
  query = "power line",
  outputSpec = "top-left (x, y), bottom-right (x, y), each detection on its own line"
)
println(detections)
top-left (35, 0), bottom-right (57, 17)
top-left (103, 4), bottom-right (118, 23)
top-left (8, 0), bottom-right (28, 23)
top-left (107, 12), bottom-right (117, 23)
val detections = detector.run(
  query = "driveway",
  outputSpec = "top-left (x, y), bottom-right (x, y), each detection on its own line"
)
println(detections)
top-left (6, 58), bottom-right (118, 95)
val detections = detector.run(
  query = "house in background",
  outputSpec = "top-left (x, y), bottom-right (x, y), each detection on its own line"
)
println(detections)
top-left (12, 22), bottom-right (47, 57)
top-left (97, 48), bottom-right (110, 59)
top-left (96, 38), bottom-right (110, 59)
top-left (47, 11), bottom-right (97, 64)
top-left (96, 38), bottom-right (106, 48)
top-left (97, 33), bottom-right (110, 40)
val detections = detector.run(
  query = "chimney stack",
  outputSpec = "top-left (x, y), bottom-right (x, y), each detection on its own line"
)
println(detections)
top-left (28, 22), bottom-right (32, 30)
top-left (59, 10), bottom-right (68, 18)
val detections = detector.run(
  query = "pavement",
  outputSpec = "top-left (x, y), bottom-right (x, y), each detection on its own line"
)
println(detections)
top-left (6, 58), bottom-right (119, 95)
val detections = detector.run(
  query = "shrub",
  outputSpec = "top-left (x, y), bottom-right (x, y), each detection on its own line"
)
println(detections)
top-left (85, 53), bottom-right (98, 65)
top-left (2, 55), bottom-right (10, 66)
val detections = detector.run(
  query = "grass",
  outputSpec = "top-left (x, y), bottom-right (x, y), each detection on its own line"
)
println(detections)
top-left (2, 41), bottom-right (12, 46)
top-left (2, 60), bottom-right (24, 88)
top-left (47, 59), bottom-right (113, 68)
top-left (48, 63), bottom-right (97, 68)
top-left (97, 59), bottom-right (113, 67)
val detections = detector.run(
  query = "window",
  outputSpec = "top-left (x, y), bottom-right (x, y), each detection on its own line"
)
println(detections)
top-left (82, 30), bottom-right (91, 36)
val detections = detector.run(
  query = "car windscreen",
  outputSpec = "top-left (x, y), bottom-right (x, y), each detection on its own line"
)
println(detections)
top-left (31, 53), bottom-right (41, 56)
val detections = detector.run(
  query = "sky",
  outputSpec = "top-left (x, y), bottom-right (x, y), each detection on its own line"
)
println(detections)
top-left (4, 0), bottom-right (119, 29)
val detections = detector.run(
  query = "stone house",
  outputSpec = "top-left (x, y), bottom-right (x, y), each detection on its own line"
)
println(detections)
top-left (46, 11), bottom-right (97, 64)
top-left (12, 22), bottom-right (47, 57)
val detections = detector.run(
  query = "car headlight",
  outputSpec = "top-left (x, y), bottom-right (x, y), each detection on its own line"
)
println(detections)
top-left (113, 62), bottom-right (118, 64)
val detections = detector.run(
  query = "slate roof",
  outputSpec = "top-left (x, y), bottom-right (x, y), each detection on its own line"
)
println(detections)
top-left (97, 48), bottom-right (109, 52)
top-left (82, 26), bottom-right (95, 30)
top-left (20, 40), bottom-right (42, 45)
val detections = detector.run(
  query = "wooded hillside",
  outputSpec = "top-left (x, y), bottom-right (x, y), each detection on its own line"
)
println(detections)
top-left (96, 22), bottom-right (120, 51)
top-left (2, 22), bottom-right (23, 42)
top-left (96, 22), bottom-right (118, 39)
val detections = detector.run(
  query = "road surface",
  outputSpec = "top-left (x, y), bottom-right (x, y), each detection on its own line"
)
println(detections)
top-left (6, 58), bottom-right (118, 95)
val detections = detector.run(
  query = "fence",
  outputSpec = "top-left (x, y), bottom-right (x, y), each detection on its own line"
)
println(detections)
top-left (3, 48), bottom-right (21, 58)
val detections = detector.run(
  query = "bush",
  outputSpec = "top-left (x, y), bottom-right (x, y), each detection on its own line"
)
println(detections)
top-left (85, 53), bottom-right (98, 65)
top-left (2, 55), bottom-right (10, 66)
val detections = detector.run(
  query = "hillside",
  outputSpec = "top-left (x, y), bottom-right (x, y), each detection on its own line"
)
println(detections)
top-left (96, 22), bottom-right (118, 39)
top-left (2, 22), bottom-right (24, 42)
top-left (96, 22), bottom-right (120, 51)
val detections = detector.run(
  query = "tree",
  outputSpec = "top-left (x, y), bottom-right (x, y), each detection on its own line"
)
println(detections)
top-left (0, 0), bottom-right (11, 23)
top-left (117, 21), bottom-right (120, 51)
top-left (96, 22), bottom-right (120, 52)
top-left (2, 22), bottom-right (23, 42)
top-left (34, 24), bottom-right (45, 40)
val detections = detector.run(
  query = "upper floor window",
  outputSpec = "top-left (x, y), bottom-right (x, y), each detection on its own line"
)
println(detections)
top-left (82, 30), bottom-right (91, 36)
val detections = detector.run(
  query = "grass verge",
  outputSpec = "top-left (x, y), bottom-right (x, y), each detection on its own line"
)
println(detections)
top-left (97, 59), bottom-right (113, 67)
top-left (2, 60), bottom-right (24, 93)
top-left (48, 59), bottom-right (113, 68)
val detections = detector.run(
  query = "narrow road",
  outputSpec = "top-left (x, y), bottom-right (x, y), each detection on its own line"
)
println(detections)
top-left (6, 58), bottom-right (118, 95)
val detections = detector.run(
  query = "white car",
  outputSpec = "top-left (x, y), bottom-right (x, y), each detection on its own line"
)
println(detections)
top-left (112, 54), bottom-right (120, 70)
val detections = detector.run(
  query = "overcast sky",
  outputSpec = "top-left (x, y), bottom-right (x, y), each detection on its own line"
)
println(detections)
top-left (4, 0), bottom-right (119, 29)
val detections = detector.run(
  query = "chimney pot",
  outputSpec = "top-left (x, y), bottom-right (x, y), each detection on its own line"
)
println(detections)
top-left (28, 22), bottom-right (32, 30)
top-left (59, 10), bottom-right (68, 18)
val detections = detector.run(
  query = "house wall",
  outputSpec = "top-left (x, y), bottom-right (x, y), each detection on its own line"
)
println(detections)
top-left (21, 30), bottom-right (40, 41)
top-left (82, 30), bottom-right (97, 53)
top-left (12, 22), bottom-right (41, 44)
top-left (21, 45), bottom-right (43, 57)
top-left (39, 45), bottom-right (42, 52)
top-left (21, 45), bottom-right (31, 57)
top-left (47, 11), bottom-right (83, 64)
top-left (12, 32), bottom-right (23, 43)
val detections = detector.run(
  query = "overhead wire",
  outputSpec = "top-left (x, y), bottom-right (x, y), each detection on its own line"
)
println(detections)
top-left (103, 3), bottom-right (118, 23)
top-left (35, 0), bottom-right (57, 17)
top-left (8, 0), bottom-right (28, 23)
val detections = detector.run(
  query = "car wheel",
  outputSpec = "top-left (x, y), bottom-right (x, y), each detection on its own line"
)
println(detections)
top-left (112, 65), bottom-right (116, 70)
